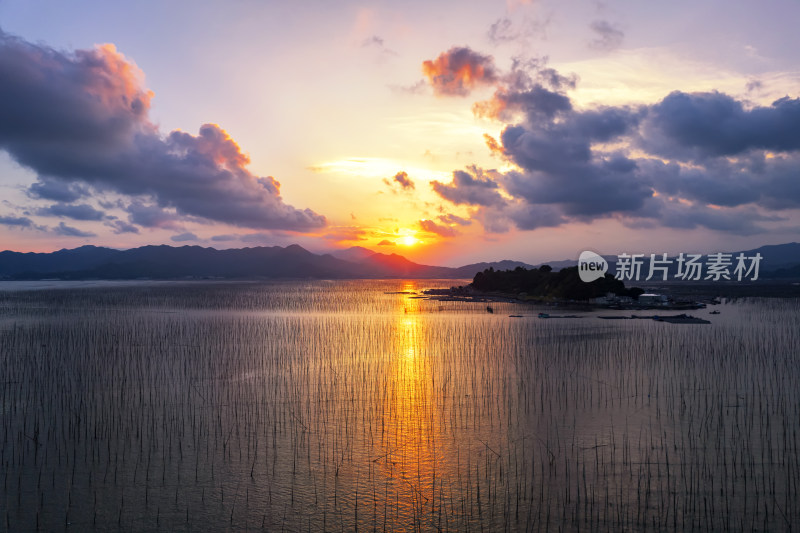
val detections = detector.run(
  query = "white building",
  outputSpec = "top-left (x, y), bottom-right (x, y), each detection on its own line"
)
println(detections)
top-left (639, 293), bottom-right (669, 306)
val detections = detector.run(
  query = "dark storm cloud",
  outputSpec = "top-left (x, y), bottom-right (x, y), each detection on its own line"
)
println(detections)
top-left (589, 20), bottom-right (624, 51)
top-left (431, 167), bottom-right (506, 207)
top-left (477, 85), bottom-right (572, 121)
top-left (473, 57), bottom-right (578, 121)
top-left (105, 219), bottom-right (139, 234)
top-left (0, 215), bottom-right (35, 228)
top-left (125, 201), bottom-right (182, 229)
top-left (504, 202), bottom-right (566, 230)
top-left (641, 91), bottom-right (800, 160)
top-left (637, 154), bottom-right (800, 210)
top-left (428, 48), bottom-right (800, 235)
top-left (35, 203), bottom-right (105, 221)
top-left (0, 29), bottom-right (326, 232)
top-left (28, 177), bottom-right (90, 203)
top-left (422, 47), bottom-right (499, 96)
top-left (53, 222), bottom-right (95, 238)
top-left (626, 196), bottom-right (787, 236)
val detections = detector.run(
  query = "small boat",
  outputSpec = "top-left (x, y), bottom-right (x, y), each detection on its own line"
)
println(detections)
top-left (486, 306), bottom-right (494, 313)
top-left (709, 310), bottom-right (720, 315)
top-left (538, 312), bottom-right (550, 319)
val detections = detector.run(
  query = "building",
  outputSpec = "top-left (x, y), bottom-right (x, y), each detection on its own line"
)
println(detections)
top-left (638, 293), bottom-right (669, 306)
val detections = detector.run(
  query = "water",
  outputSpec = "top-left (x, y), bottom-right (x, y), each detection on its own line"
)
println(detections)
top-left (1, 280), bottom-right (799, 531)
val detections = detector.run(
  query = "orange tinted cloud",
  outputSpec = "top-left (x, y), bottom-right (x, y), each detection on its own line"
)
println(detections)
top-left (0, 30), bottom-right (326, 232)
top-left (84, 44), bottom-right (153, 119)
top-left (422, 47), bottom-right (499, 96)
top-left (419, 219), bottom-right (458, 238)
top-left (483, 133), bottom-right (505, 155)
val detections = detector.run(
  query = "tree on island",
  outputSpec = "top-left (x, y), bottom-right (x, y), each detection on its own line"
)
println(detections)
top-left (471, 265), bottom-right (643, 301)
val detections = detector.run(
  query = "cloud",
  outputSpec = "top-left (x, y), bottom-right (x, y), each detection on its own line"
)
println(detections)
top-left (746, 79), bottom-right (763, 93)
top-left (361, 35), bottom-right (397, 59)
top-left (105, 219), bottom-right (139, 234)
top-left (0, 215), bottom-right (35, 228)
top-left (487, 15), bottom-right (552, 44)
top-left (211, 234), bottom-right (237, 242)
top-left (430, 51), bottom-right (800, 235)
top-left (35, 203), bottom-right (105, 221)
top-left (323, 226), bottom-right (369, 242)
top-left (589, 20), bottom-right (624, 51)
top-left (431, 166), bottom-right (506, 207)
top-left (125, 201), bottom-right (182, 229)
top-left (473, 56), bottom-right (578, 121)
top-left (392, 171), bottom-right (415, 190)
top-left (362, 35), bottom-right (384, 48)
top-left (28, 177), bottom-right (90, 203)
top-left (418, 219), bottom-right (458, 238)
top-left (0, 29), bottom-right (326, 232)
top-left (488, 18), bottom-right (517, 43)
top-left (625, 196), bottom-right (788, 236)
top-left (503, 202), bottom-right (566, 230)
top-left (640, 91), bottom-right (800, 160)
top-left (475, 84), bottom-right (572, 121)
top-left (438, 213), bottom-right (472, 226)
top-left (53, 222), bottom-right (95, 237)
top-left (170, 232), bottom-right (198, 242)
top-left (422, 47), bottom-right (499, 96)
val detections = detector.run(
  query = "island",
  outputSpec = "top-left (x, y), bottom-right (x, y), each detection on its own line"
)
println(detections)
top-left (424, 265), bottom-right (711, 311)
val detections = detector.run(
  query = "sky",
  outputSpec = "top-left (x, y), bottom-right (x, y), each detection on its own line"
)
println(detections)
top-left (1, 0), bottom-right (799, 266)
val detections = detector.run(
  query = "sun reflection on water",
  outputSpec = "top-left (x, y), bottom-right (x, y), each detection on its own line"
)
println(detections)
top-left (373, 280), bottom-right (451, 527)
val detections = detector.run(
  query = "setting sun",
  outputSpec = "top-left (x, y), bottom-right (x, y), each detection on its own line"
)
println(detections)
top-left (398, 235), bottom-right (418, 246)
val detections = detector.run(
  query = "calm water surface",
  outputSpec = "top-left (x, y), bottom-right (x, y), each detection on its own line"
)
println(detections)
top-left (1, 280), bottom-right (799, 531)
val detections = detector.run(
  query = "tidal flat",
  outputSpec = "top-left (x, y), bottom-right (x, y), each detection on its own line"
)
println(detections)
top-left (1, 280), bottom-right (799, 531)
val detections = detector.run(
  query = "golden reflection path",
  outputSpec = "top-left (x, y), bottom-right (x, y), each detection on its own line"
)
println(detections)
top-left (375, 280), bottom-right (454, 531)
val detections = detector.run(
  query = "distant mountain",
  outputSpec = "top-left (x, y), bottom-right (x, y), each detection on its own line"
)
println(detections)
top-left (767, 263), bottom-right (800, 279)
top-left (329, 246), bottom-right (377, 263)
top-left (450, 260), bottom-right (535, 278)
top-left (0, 244), bottom-right (531, 280)
top-left (0, 244), bottom-right (367, 280)
top-left (0, 245), bottom-right (120, 276)
top-left (739, 242), bottom-right (800, 270)
top-left (2, 242), bottom-right (798, 281)
top-left (537, 243), bottom-right (800, 280)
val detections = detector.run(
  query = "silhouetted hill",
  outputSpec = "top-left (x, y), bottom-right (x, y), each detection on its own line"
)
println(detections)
top-left (2, 243), bottom-right (799, 281)
top-left (451, 260), bottom-right (534, 278)
top-left (471, 265), bottom-right (643, 301)
top-left (0, 245), bottom-right (120, 276)
top-left (539, 243), bottom-right (800, 280)
top-left (0, 244), bottom-right (528, 280)
top-left (329, 246), bottom-right (377, 263)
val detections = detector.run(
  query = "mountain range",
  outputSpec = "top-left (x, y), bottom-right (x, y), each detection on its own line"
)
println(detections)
top-left (0, 244), bottom-right (533, 280)
top-left (0, 243), bottom-right (798, 281)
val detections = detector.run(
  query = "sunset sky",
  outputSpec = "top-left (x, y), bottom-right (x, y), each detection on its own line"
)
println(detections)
top-left (1, 0), bottom-right (799, 265)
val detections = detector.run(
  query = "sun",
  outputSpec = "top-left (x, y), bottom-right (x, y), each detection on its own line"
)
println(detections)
top-left (398, 235), bottom-right (418, 246)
